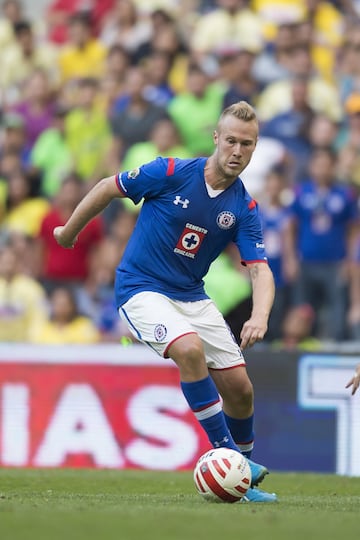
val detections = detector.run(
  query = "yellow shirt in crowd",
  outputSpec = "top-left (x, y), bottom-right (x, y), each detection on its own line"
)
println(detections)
top-left (0, 275), bottom-right (48, 342)
top-left (3, 198), bottom-right (51, 237)
top-left (58, 39), bottom-right (107, 83)
top-left (252, 0), bottom-right (343, 81)
top-left (191, 5), bottom-right (264, 54)
top-left (31, 317), bottom-right (101, 345)
top-left (32, 316), bottom-right (100, 345)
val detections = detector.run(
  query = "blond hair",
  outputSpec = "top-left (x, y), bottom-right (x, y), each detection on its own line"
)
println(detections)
top-left (218, 101), bottom-right (258, 128)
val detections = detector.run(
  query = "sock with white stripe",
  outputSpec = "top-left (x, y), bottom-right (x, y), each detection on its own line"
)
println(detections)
top-left (223, 412), bottom-right (254, 458)
top-left (181, 376), bottom-right (239, 451)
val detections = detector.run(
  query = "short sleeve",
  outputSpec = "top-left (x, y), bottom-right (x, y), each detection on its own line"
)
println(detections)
top-left (234, 200), bottom-right (268, 264)
top-left (115, 157), bottom-right (171, 204)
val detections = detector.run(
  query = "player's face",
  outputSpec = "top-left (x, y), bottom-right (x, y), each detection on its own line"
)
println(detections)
top-left (213, 116), bottom-right (258, 178)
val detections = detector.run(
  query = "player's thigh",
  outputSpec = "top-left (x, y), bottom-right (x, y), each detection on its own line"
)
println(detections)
top-left (119, 291), bottom-right (196, 357)
top-left (186, 299), bottom-right (245, 370)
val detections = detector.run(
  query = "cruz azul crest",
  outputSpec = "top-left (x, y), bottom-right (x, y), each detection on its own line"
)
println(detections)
top-left (127, 168), bottom-right (140, 179)
top-left (216, 211), bottom-right (236, 230)
top-left (154, 324), bottom-right (167, 342)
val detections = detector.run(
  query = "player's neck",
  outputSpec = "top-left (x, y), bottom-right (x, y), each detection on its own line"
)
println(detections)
top-left (204, 157), bottom-right (237, 190)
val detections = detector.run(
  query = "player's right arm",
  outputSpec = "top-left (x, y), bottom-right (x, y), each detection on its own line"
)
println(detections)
top-left (54, 175), bottom-right (123, 248)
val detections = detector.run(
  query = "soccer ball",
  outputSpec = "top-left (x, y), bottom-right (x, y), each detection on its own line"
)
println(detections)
top-left (193, 448), bottom-right (251, 503)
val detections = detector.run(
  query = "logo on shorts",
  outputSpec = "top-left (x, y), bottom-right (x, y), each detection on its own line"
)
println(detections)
top-left (128, 168), bottom-right (140, 179)
top-left (216, 211), bottom-right (236, 230)
top-left (154, 324), bottom-right (167, 342)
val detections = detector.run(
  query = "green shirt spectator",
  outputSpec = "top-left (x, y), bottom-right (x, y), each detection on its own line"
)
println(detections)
top-left (122, 142), bottom-right (191, 171)
top-left (168, 65), bottom-right (225, 156)
top-left (203, 252), bottom-right (252, 316)
top-left (121, 119), bottom-right (193, 213)
top-left (64, 77), bottom-right (112, 180)
top-left (31, 118), bottom-right (73, 197)
top-left (0, 180), bottom-right (7, 220)
top-left (65, 106), bottom-right (111, 180)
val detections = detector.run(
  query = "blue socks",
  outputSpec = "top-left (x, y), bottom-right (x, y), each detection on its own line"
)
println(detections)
top-left (181, 376), bottom-right (239, 451)
top-left (223, 412), bottom-right (254, 458)
top-left (181, 375), bottom-right (255, 457)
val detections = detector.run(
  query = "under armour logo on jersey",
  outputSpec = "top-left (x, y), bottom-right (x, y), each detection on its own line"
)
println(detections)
top-left (173, 195), bottom-right (190, 208)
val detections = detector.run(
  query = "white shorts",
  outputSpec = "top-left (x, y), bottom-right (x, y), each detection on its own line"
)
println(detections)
top-left (119, 291), bottom-right (245, 370)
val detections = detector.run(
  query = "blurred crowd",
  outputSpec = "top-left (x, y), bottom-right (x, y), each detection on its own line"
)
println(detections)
top-left (1, 0), bottom-right (360, 349)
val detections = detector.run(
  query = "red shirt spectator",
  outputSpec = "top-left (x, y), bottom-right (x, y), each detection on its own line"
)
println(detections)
top-left (39, 207), bottom-right (103, 281)
top-left (36, 173), bottom-right (104, 285)
top-left (47, 0), bottom-right (115, 44)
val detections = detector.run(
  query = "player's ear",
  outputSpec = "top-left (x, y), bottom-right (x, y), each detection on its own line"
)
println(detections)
top-left (213, 130), bottom-right (218, 144)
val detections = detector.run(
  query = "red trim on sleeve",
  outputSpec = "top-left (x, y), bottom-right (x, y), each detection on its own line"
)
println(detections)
top-left (114, 174), bottom-right (126, 196)
top-left (166, 157), bottom-right (175, 176)
top-left (241, 259), bottom-right (268, 267)
top-left (248, 199), bottom-right (257, 210)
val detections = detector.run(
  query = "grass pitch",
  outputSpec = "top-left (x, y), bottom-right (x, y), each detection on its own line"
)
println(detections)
top-left (0, 469), bottom-right (358, 540)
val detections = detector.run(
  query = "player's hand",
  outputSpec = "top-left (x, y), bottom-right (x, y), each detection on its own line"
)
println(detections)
top-left (53, 226), bottom-right (77, 249)
top-left (346, 368), bottom-right (360, 396)
top-left (240, 317), bottom-right (267, 349)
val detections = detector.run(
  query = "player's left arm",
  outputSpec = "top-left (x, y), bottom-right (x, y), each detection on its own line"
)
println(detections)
top-left (240, 262), bottom-right (275, 349)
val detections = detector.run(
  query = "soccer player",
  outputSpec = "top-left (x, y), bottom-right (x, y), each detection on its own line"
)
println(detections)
top-left (54, 101), bottom-right (277, 503)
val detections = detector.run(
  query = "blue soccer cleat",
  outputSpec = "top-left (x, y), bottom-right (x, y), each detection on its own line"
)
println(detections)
top-left (241, 487), bottom-right (278, 503)
top-left (246, 458), bottom-right (269, 487)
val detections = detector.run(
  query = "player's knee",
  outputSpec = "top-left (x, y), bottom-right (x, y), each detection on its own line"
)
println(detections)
top-left (232, 379), bottom-right (254, 410)
top-left (177, 340), bottom-right (204, 364)
top-left (169, 336), bottom-right (207, 380)
top-left (168, 334), bottom-right (204, 362)
top-left (241, 381), bottom-right (254, 408)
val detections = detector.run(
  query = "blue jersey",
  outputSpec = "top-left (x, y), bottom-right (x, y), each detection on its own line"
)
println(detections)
top-left (290, 180), bottom-right (358, 262)
top-left (259, 205), bottom-right (290, 288)
top-left (114, 157), bottom-right (267, 307)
